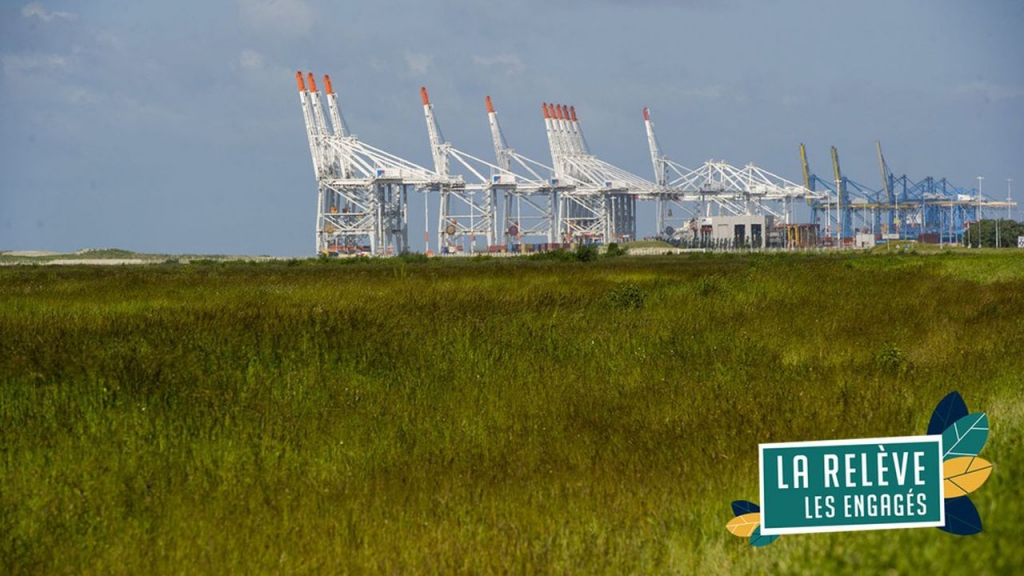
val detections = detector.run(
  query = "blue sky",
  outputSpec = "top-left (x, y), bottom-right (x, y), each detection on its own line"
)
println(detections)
top-left (1, 0), bottom-right (1021, 255)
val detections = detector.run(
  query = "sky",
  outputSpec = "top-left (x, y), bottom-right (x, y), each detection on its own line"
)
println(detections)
top-left (1, 0), bottom-right (1022, 256)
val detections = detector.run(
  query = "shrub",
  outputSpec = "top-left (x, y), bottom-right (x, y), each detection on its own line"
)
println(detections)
top-left (398, 252), bottom-right (430, 264)
top-left (607, 283), bottom-right (646, 310)
top-left (526, 249), bottom-right (574, 262)
top-left (696, 275), bottom-right (721, 297)
top-left (604, 243), bottom-right (628, 258)
top-left (525, 247), bottom-right (600, 263)
top-left (574, 244), bottom-right (599, 262)
top-left (876, 344), bottom-right (912, 375)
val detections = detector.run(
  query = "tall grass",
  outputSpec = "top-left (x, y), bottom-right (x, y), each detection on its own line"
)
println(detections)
top-left (2, 252), bottom-right (1022, 573)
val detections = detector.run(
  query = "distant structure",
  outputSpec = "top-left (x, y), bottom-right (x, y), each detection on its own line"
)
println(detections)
top-left (801, 143), bottom-right (1015, 245)
top-left (295, 71), bottom-right (1009, 256)
top-left (643, 108), bottom-right (816, 244)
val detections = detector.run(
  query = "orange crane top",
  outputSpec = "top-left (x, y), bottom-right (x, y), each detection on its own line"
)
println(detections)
top-left (323, 74), bottom-right (334, 95)
top-left (306, 72), bottom-right (317, 93)
top-left (296, 71), bottom-right (306, 92)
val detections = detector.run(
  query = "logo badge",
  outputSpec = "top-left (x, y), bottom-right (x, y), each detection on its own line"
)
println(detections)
top-left (727, 391), bottom-right (991, 547)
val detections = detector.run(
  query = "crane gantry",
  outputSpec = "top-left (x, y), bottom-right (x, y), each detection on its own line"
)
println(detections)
top-left (541, 102), bottom-right (660, 242)
top-left (296, 71), bottom-right (441, 256)
top-left (644, 107), bottom-right (821, 238)
top-left (799, 143), bottom-right (1012, 244)
top-left (486, 96), bottom-right (569, 246)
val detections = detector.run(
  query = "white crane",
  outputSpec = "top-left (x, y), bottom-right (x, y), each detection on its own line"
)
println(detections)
top-left (642, 106), bottom-right (819, 238)
top-left (420, 87), bottom-right (506, 253)
top-left (296, 71), bottom-right (441, 256)
top-left (542, 102), bottom-right (660, 243)
top-left (487, 96), bottom-right (569, 246)
top-left (296, 72), bottom-right (828, 256)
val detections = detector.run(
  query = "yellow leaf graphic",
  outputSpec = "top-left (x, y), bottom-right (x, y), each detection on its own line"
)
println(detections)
top-left (726, 512), bottom-right (760, 537)
top-left (943, 456), bottom-right (993, 498)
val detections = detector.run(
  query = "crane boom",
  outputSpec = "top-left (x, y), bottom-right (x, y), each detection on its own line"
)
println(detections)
top-left (644, 107), bottom-right (666, 187)
top-left (830, 146), bottom-right (842, 187)
top-left (830, 146), bottom-right (852, 240)
top-left (296, 71), bottom-right (320, 176)
top-left (306, 73), bottom-right (329, 139)
top-left (544, 103), bottom-right (571, 171)
top-left (799, 143), bottom-right (811, 190)
top-left (323, 75), bottom-right (346, 138)
top-left (542, 104), bottom-right (558, 168)
top-left (421, 87), bottom-right (448, 177)
top-left (876, 141), bottom-right (892, 205)
top-left (830, 145), bottom-right (843, 216)
top-left (567, 105), bottom-right (588, 154)
top-left (485, 96), bottom-right (511, 172)
top-left (323, 74), bottom-right (352, 178)
top-left (554, 105), bottom-right (573, 155)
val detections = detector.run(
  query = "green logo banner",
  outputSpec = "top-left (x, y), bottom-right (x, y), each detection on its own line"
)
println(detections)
top-left (728, 392), bottom-right (990, 547)
top-left (759, 436), bottom-right (944, 535)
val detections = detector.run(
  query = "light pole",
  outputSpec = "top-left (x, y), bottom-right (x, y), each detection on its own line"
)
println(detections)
top-left (976, 176), bottom-right (984, 248)
top-left (1009, 179), bottom-right (1014, 221)
top-left (949, 200), bottom-right (953, 247)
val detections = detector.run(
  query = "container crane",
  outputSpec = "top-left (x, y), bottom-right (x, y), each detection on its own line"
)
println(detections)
top-left (543, 102), bottom-right (662, 243)
top-left (419, 87), bottom-right (500, 252)
top-left (486, 96), bottom-right (568, 246)
top-left (642, 109), bottom-right (816, 241)
top-left (296, 71), bottom-right (440, 256)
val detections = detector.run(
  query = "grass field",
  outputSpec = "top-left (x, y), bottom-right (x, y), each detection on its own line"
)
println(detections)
top-left (2, 252), bottom-right (1023, 574)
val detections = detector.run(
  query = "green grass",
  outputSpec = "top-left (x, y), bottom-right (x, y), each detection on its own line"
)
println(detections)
top-left (2, 252), bottom-right (1023, 573)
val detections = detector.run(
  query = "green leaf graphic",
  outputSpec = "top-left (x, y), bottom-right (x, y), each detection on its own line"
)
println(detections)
top-left (749, 526), bottom-right (779, 547)
top-left (731, 500), bottom-right (760, 516)
top-left (927, 391), bottom-right (968, 435)
top-left (937, 496), bottom-right (983, 535)
top-left (941, 413), bottom-right (989, 461)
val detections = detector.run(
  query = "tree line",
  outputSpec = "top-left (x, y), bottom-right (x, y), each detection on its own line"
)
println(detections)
top-left (963, 219), bottom-right (1024, 248)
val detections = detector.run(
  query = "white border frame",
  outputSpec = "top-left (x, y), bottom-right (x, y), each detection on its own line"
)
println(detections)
top-left (759, 435), bottom-right (945, 535)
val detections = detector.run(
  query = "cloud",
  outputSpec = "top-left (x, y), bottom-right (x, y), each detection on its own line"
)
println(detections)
top-left (62, 87), bottom-right (101, 105)
top-left (780, 93), bottom-right (806, 106)
top-left (405, 52), bottom-right (433, 76)
top-left (1, 53), bottom-right (67, 76)
top-left (472, 54), bottom-right (525, 75)
top-left (680, 85), bottom-right (726, 100)
top-left (542, 0), bottom-right (729, 9)
top-left (240, 50), bottom-right (264, 71)
top-left (237, 0), bottom-right (314, 37)
top-left (21, 2), bottom-right (77, 22)
top-left (955, 80), bottom-right (1024, 102)
top-left (236, 49), bottom-right (295, 101)
top-left (674, 84), bottom-right (753, 104)
top-left (95, 32), bottom-right (126, 53)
